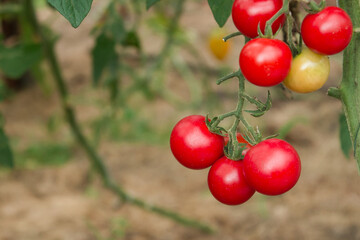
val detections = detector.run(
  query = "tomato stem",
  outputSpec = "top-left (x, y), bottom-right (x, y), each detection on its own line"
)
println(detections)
top-left (223, 32), bottom-right (243, 42)
top-left (216, 70), bottom-right (241, 85)
top-left (337, 0), bottom-right (360, 173)
top-left (261, 0), bottom-right (289, 37)
top-left (305, 0), bottom-right (326, 13)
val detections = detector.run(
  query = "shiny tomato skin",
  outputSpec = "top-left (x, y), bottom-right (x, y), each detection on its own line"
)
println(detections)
top-left (232, 0), bottom-right (285, 38)
top-left (224, 133), bottom-right (252, 156)
top-left (301, 6), bottom-right (353, 55)
top-left (240, 38), bottom-right (292, 87)
top-left (284, 48), bottom-right (330, 93)
top-left (170, 115), bottom-right (224, 170)
top-left (208, 156), bottom-right (255, 205)
top-left (243, 139), bottom-right (301, 196)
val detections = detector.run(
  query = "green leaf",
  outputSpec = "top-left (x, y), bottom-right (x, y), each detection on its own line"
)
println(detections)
top-left (339, 113), bottom-right (352, 159)
top-left (106, 7), bottom-right (126, 43)
top-left (0, 125), bottom-right (14, 169)
top-left (146, 0), bottom-right (161, 10)
top-left (207, 0), bottom-right (234, 27)
top-left (91, 33), bottom-right (117, 86)
top-left (0, 43), bottom-right (43, 79)
top-left (48, 0), bottom-right (93, 28)
top-left (122, 31), bottom-right (141, 50)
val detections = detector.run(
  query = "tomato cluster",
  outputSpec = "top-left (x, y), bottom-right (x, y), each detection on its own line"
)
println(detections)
top-left (232, 0), bottom-right (352, 92)
top-left (169, 1), bottom-right (353, 206)
top-left (170, 115), bottom-right (301, 205)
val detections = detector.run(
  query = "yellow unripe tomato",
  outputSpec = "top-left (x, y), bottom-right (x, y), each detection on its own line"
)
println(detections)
top-left (208, 28), bottom-right (231, 61)
top-left (284, 48), bottom-right (330, 93)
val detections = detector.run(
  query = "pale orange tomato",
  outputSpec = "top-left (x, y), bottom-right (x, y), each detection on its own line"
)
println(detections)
top-left (208, 28), bottom-right (231, 61)
top-left (284, 48), bottom-right (330, 93)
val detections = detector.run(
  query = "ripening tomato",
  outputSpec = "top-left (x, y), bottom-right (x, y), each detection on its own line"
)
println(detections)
top-left (284, 48), bottom-right (330, 93)
top-left (208, 28), bottom-right (231, 61)
top-left (240, 38), bottom-right (292, 87)
top-left (232, 0), bottom-right (285, 38)
top-left (224, 133), bottom-right (252, 156)
top-left (208, 156), bottom-right (255, 205)
top-left (243, 139), bottom-right (301, 196)
top-left (170, 115), bottom-right (224, 170)
top-left (301, 6), bottom-right (353, 55)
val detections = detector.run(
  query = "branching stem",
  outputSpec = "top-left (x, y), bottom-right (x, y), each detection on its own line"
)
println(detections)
top-left (23, 0), bottom-right (214, 233)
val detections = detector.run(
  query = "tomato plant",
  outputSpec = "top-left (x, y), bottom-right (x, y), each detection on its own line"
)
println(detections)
top-left (232, 0), bottom-right (285, 38)
top-left (243, 139), bottom-right (301, 196)
top-left (284, 48), bottom-right (330, 93)
top-left (170, 115), bottom-right (224, 169)
top-left (240, 38), bottom-right (292, 87)
top-left (301, 6), bottom-right (353, 55)
top-left (208, 156), bottom-right (255, 205)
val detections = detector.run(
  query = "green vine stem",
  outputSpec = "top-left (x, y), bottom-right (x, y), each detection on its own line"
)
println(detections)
top-left (261, 0), bottom-right (289, 37)
top-left (337, 0), bottom-right (360, 172)
top-left (211, 70), bottom-right (263, 159)
top-left (23, 0), bottom-right (214, 233)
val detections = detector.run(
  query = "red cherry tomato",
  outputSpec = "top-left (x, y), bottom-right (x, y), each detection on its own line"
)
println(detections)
top-left (240, 38), bottom-right (292, 87)
top-left (170, 115), bottom-right (224, 170)
top-left (208, 156), bottom-right (255, 205)
top-left (243, 139), bottom-right (301, 196)
top-left (224, 133), bottom-right (252, 156)
top-left (232, 0), bottom-right (285, 38)
top-left (301, 6), bottom-right (353, 55)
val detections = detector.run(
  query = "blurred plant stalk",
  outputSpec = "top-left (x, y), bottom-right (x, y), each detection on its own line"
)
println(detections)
top-left (22, 0), bottom-right (214, 233)
top-left (329, 0), bottom-right (360, 172)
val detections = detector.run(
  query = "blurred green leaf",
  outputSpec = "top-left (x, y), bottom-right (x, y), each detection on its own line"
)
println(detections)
top-left (207, 0), bottom-right (234, 27)
top-left (146, 0), bottom-right (161, 10)
top-left (17, 142), bottom-right (71, 167)
top-left (0, 125), bottom-right (14, 169)
top-left (48, 0), bottom-right (93, 28)
top-left (0, 81), bottom-right (13, 102)
top-left (106, 7), bottom-right (126, 43)
top-left (0, 43), bottom-right (43, 79)
top-left (92, 33), bottom-right (117, 86)
top-left (122, 31), bottom-right (141, 50)
top-left (339, 113), bottom-right (352, 159)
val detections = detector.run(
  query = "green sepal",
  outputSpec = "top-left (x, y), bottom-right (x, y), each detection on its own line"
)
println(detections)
top-left (262, 133), bottom-right (279, 141)
top-left (244, 91), bottom-right (272, 117)
top-left (224, 137), bottom-right (248, 160)
top-left (305, 0), bottom-right (326, 14)
top-left (205, 115), bottom-right (227, 136)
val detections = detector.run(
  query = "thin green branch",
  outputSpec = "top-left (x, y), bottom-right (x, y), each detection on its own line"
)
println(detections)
top-left (262, 0), bottom-right (289, 36)
top-left (23, 0), bottom-right (214, 232)
top-left (327, 87), bottom-right (342, 100)
top-left (223, 32), bottom-right (242, 42)
top-left (217, 70), bottom-right (241, 85)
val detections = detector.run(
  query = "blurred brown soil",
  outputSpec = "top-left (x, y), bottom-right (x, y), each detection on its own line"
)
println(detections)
top-left (0, 1), bottom-right (359, 240)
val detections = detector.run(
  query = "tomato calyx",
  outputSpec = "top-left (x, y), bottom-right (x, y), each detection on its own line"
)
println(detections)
top-left (224, 136), bottom-right (248, 160)
top-left (242, 91), bottom-right (272, 118)
top-left (205, 115), bottom-right (227, 136)
top-left (305, 0), bottom-right (326, 14)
